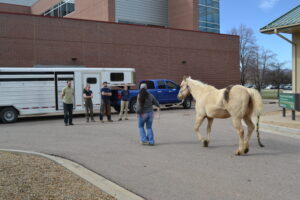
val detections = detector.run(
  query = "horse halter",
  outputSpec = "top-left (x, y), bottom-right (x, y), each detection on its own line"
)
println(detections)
top-left (179, 84), bottom-right (190, 96)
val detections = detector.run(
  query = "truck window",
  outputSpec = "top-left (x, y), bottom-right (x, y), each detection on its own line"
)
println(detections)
top-left (157, 81), bottom-right (166, 89)
top-left (110, 73), bottom-right (124, 81)
top-left (140, 81), bottom-right (155, 89)
top-left (167, 81), bottom-right (178, 89)
top-left (87, 78), bottom-right (97, 84)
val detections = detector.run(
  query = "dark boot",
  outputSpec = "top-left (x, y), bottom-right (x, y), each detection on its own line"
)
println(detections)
top-left (107, 115), bottom-right (113, 122)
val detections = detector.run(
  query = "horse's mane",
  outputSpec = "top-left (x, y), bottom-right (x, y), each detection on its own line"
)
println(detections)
top-left (188, 78), bottom-right (217, 89)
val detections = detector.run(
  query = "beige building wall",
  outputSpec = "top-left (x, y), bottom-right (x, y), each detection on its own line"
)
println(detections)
top-left (31, 0), bottom-right (115, 22)
top-left (292, 34), bottom-right (300, 93)
top-left (31, 0), bottom-right (61, 15)
top-left (168, 0), bottom-right (198, 31)
top-left (66, 0), bottom-right (115, 22)
top-left (31, 0), bottom-right (200, 30)
top-left (0, 3), bottom-right (31, 14)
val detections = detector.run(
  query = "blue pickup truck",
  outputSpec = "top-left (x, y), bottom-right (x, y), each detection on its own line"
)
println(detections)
top-left (111, 79), bottom-right (192, 112)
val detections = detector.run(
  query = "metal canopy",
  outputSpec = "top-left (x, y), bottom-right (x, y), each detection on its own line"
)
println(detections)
top-left (260, 5), bottom-right (300, 34)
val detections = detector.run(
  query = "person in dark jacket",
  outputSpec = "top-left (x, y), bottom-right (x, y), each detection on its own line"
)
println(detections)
top-left (118, 85), bottom-right (129, 121)
top-left (136, 83), bottom-right (160, 145)
top-left (100, 81), bottom-right (113, 122)
top-left (83, 84), bottom-right (95, 122)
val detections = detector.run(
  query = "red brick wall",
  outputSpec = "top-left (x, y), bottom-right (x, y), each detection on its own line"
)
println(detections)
top-left (0, 3), bottom-right (30, 14)
top-left (0, 13), bottom-right (240, 88)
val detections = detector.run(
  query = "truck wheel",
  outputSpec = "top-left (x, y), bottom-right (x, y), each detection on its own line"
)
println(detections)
top-left (129, 99), bottom-right (137, 113)
top-left (0, 107), bottom-right (18, 123)
top-left (182, 98), bottom-right (192, 109)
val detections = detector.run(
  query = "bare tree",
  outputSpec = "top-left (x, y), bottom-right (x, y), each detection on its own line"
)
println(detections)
top-left (229, 25), bottom-right (257, 85)
top-left (269, 61), bottom-right (287, 97)
top-left (260, 49), bottom-right (276, 87)
top-left (249, 48), bottom-right (277, 92)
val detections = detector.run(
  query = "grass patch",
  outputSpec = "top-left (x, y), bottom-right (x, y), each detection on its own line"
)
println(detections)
top-left (261, 89), bottom-right (281, 99)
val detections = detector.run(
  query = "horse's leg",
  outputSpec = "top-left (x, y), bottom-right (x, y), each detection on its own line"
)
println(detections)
top-left (204, 117), bottom-right (214, 147)
top-left (243, 115), bottom-right (255, 154)
top-left (232, 118), bottom-right (245, 155)
top-left (194, 115), bottom-right (205, 144)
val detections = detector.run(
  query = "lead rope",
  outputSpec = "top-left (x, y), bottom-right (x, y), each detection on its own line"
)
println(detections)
top-left (157, 107), bottom-right (161, 125)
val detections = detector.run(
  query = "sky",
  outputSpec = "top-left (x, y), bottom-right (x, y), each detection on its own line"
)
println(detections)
top-left (220, 0), bottom-right (300, 69)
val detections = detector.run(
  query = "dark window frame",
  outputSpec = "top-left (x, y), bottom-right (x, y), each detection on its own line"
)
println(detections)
top-left (110, 73), bottom-right (124, 82)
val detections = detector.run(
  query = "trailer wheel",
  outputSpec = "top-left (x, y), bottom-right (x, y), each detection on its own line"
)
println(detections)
top-left (0, 107), bottom-right (18, 123)
top-left (129, 98), bottom-right (137, 113)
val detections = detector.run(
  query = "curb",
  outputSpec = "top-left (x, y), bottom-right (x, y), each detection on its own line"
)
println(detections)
top-left (0, 149), bottom-right (145, 200)
top-left (260, 123), bottom-right (300, 139)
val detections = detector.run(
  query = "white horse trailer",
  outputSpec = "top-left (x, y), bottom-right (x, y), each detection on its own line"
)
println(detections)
top-left (0, 67), bottom-right (135, 123)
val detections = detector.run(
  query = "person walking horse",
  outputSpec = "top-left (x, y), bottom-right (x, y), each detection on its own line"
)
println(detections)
top-left (136, 83), bottom-right (160, 145)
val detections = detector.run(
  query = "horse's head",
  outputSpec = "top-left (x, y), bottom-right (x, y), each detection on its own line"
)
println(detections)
top-left (178, 76), bottom-right (191, 100)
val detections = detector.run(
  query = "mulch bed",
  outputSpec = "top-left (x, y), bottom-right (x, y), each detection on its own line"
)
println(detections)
top-left (0, 152), bottom-right (116, 200)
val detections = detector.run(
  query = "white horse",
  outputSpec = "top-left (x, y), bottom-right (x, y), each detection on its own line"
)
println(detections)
top-left (177, 76), bottom-right (264, 155)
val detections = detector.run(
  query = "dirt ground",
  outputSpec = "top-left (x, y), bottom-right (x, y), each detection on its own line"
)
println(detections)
top-left (0, 152), bottom-right (116, 200)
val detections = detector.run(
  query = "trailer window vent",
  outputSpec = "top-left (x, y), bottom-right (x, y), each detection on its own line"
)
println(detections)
top-left (110, 73), bottom-right (124, 82)
top-left (87, 78), bottom-right (97, 84)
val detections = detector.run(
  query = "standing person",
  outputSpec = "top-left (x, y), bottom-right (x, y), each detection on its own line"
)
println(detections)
top-left (62, 80), bottom-right (74, 126)
top-left (118, 85), bottom-right (129, 121)
top-left (136, 83), bottom-right (160, 145)
top-left (100, 81), bottom-right (113, 122)
top-left (83, 84), bottom-right (95, 123)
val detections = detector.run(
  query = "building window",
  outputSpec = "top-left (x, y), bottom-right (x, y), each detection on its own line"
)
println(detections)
top-left (198, 0), bottom-right (220, 33)
top-left (43, 0), bottom-right (75, 17)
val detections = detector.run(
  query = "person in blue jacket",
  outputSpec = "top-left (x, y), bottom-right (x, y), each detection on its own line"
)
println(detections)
top-left (99, 81), bottom-right (113, 122)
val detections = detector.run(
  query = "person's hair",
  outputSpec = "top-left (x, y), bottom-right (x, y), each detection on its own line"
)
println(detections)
top-left (67, 80), bottom-right (72, 83)
top-left (139, 88), bottom-right (148, 107)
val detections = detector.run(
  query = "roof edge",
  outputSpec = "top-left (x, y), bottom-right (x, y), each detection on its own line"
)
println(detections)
top-left (260, 22), bottom-right (300, 34)
top-left (0, 11), bottom-right (239, 38)
top-left (260, 4), bottom-right (300, 31)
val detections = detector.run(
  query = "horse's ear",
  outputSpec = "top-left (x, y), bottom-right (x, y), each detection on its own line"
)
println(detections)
top-left (188, 76), bottom-right (191, 79)
top-left (183, 76), bottom-right (187, 81)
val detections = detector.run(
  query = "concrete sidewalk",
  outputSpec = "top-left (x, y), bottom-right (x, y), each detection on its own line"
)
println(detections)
top-left (259, 100), bottom-right (300, 138)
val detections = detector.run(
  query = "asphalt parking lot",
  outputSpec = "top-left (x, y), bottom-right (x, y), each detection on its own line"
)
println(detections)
top-left (0, 108), bottom-right (300, 200)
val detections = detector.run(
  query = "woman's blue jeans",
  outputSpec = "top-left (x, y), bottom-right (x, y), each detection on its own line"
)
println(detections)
top-left (138, 112), bottom-right (154, 144)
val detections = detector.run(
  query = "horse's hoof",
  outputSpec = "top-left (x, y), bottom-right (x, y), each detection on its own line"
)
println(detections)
top-left (244, 148), bottom-right (249, 154)
top-left (235, 150), bottom-right (243, 156)
top-left (203, 140), bottom-right (209, 147)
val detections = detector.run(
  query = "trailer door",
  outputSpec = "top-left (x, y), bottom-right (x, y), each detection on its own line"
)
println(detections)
top-left (55, 72), bottom-right (74, 110)
top-left (83, 74), bottom-right (101, 106)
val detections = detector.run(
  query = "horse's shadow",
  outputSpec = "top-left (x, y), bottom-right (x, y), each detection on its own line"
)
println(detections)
top-left (156, 137), bottom-right (300, 156)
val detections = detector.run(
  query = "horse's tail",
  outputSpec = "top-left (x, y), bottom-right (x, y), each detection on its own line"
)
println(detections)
top-left (247, 88), bottom-right (264, 147)
top-left (247, 88), bottom-right (263, 116)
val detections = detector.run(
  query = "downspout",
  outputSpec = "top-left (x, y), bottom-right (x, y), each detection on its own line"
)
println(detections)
top-left (274, 29), bottom-right (297, 93)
